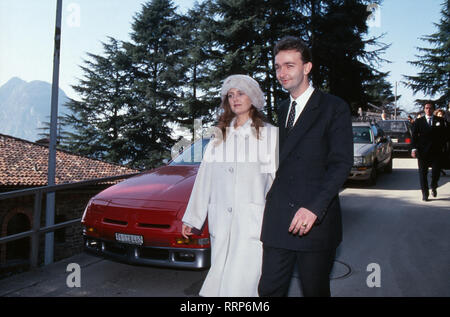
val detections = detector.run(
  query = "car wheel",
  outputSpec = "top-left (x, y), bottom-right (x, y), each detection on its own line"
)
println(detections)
top-left (385, 156), bottom-right (393, 174)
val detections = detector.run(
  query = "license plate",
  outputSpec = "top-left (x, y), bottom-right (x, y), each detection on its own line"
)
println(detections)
top-left (391, 138), bottom-right (398, 143)
top-left (115, 233), bottom-right (143, 245)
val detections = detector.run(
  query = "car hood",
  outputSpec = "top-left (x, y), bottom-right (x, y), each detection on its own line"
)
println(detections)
top-left (93, 165), bottom-right (199, 204)
top-left (354, 143), bottom-right (374, 156)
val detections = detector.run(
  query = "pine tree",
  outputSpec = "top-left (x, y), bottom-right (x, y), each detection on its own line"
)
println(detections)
top-left (365, 72), bottom-right (400, 112)
top-left (404, 1), bottom-right (450, 109)
top-left (63, 37), bottom-right (133, 165)
top-left (203, 0), bottom-right (298, 124)
top-left (299, 0), bottom-right (391, 113)
top-left (176, 2), bottom-right (220, 133)
top-left (121, 0), bottom-right (185, 168)
top-left (203, 0), bottom-right (391, 118)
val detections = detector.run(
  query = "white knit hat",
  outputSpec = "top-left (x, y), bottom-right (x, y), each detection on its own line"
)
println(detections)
top-left (220, 75), bottom-right (265, 110)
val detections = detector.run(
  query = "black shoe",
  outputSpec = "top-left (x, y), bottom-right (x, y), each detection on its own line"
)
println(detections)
top-left (432, 189), bottom-right (437, 197)
top-left (422, 191), bottom-right (429, 201)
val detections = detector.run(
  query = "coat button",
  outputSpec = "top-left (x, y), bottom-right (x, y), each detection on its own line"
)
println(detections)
top-left (227, 207), bottom-right (233, 213)
top-left (229, 167), bottom-right (234, 173)
top-left (289, 203), bottom-right (294, 208)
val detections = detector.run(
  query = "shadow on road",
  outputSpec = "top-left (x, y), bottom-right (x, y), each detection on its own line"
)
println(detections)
top-left (344, 166), bottom-right (450, 191)
top-left (336, 170), bottom-right (450, 296)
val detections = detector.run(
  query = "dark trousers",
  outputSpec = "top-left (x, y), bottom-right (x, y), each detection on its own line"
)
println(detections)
top-left (418, 157), bottom-right (441, 194)
top-left (258, 245), bottom-right (336, 297)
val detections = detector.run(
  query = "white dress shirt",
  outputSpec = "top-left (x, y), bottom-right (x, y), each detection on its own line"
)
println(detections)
top-left (285, 84), bottom-right (315, 127)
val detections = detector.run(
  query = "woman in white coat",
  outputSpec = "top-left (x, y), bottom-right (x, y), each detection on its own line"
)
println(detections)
top-left (181, 75), bottom-right (278, 297)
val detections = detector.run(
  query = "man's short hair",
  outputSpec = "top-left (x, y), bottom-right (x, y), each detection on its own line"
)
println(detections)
top-left (274, 36), bottom-right (312, 64)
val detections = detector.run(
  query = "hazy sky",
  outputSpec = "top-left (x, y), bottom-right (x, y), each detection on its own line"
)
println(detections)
top-left (0, 0), bottom-right (444, 113)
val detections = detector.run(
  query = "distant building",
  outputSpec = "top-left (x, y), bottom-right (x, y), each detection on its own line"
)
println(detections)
top-left (0, 134), bottom-right (139, 277)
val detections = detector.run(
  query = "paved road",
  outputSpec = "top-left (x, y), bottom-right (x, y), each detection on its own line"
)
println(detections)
top-left (1, 158), bottom-right (449, 297)
top-left (332, 157), bottom-right (450, 296)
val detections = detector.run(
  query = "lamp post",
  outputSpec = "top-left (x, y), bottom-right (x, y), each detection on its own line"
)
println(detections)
top-left (394, 81), bottom-right (398, 119)
top-left (45, 0), bottom-right (63, 265)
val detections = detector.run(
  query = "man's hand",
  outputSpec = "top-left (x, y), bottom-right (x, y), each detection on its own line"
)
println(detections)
top-left (289, 207), bottom-right (318, 236)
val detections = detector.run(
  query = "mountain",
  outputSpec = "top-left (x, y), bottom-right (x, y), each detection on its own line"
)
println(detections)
top-left (0, 77), bottom-right (72, 142)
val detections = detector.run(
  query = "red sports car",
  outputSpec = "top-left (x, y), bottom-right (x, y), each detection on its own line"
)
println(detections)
top-left (81, 139), bottom-right (211, 269)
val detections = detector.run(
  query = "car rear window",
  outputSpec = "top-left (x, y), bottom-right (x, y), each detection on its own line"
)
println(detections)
top-left (352, 126), bottom-right (372, 144)
top-left (378, 121), bottom-right (407, 132)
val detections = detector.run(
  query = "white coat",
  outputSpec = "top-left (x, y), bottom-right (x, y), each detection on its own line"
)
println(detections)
top-left (182, 118), bottom-right (278, 297)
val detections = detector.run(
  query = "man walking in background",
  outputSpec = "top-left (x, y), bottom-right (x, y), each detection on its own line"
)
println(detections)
top-left (411, 103), bottom-right (448, 201)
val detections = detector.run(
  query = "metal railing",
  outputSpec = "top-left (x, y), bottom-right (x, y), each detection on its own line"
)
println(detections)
top-left (0, 173), bottom-right (139, 268)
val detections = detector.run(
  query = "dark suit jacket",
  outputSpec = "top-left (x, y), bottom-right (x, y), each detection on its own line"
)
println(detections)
top-left (411, 116), bottom-right (448, 160)
top-left (260, 89), bottom-right (353, 251)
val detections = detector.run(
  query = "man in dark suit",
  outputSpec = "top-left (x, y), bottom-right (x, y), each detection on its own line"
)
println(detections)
top-left (411, 103), bottom-right (447, 201)
top-left (258, 36), bottom-right (353, 297)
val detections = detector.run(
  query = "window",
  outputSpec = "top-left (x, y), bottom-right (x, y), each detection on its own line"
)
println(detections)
top-left (352, 127), bottom-right (372, 144)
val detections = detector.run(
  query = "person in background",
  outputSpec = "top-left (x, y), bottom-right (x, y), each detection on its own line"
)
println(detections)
top-left (181, 74), bottom-right (278, 297)
top-left (411, 103), bottom-right (447, 201)
top-left (434, 109), bottom-right (449, 176)
top-left (435, 109), bottom-right (445, 118)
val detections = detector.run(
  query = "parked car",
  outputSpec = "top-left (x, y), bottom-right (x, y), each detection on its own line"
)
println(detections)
top-left (349, 121), bottom-right (393, 185)
top-left (377, 120), bottom-right (413, 154)
top-left (81, 138), bottom-right (212, 269)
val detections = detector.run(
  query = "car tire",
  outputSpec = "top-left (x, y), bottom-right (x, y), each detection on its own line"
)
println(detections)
top-left (368, 163), bottom-right (377, 186)
top-left (385, 157), bottom-right (393, 174)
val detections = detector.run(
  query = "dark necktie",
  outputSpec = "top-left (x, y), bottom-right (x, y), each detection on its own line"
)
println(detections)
top-left (286, 101), bottom-right (297, 132)
top-left (428, 117), bottom-right (432, 126)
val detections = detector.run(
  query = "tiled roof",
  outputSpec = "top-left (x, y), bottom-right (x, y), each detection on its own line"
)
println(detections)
top-left (0, 134), bottom-right (140, 187)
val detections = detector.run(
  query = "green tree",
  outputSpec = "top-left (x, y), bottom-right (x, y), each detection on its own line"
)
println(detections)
top-left (62, 0), bottom-right (395, 168)
top-left (201, 0), bottom-right (391, 121)
top-left (203, 0), bottom-right (300, 124)
top-left (299, 0), bottom-right (390, 113)
top-left (404, 1), bottom-right (450, 109)
top-left (176, 1), bottom-right (220, 133)
top-left (63, 37), bottom-right (133, 165)
top-left (365, 72), bottom-right (401, 113)
top-left (121, 0), bottom-right (185, 168)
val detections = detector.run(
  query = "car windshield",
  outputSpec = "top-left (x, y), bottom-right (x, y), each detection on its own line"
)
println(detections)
top-left (353, 126), bottom-right (372, 144)
top-left (378, 121), bottom-right (407, 132)
top-left (169, 138), bottom-right (210, 165)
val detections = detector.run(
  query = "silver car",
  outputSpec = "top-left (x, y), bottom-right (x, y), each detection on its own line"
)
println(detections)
top-left (349, 121), bottom-right (393, 185)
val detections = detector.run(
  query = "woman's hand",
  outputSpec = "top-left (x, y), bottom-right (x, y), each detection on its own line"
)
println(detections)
top-left (181, 223), bottom-right (193, 239)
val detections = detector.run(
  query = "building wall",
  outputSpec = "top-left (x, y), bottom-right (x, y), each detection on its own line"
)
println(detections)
top-left (0, 185), bottom-right (110, 278)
